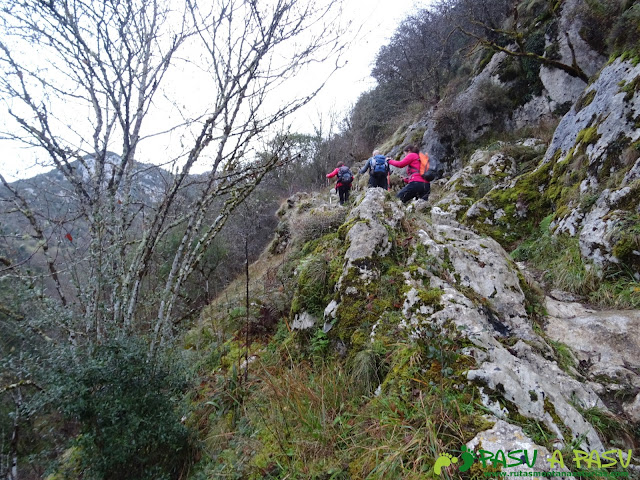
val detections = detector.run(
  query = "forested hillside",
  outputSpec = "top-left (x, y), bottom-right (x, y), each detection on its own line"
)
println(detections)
top-left (1, 0), bottom-right (640, 479)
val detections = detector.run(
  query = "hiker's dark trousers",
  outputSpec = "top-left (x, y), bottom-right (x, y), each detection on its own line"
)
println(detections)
top-left (368, 173), bottom-right (388, 190)
top-left (337, 185), bottom-right (350, 205)
top-left (397, 181), bottom-right (430, 203)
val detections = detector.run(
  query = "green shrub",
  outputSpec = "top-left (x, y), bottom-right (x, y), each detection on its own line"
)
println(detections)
top-left (51, 338), bottom-right (193, 480)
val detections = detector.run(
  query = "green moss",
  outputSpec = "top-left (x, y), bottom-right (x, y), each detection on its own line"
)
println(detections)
top-left (575, 89), bottom-right (596, 112)
top-left (575, 125), bottom-right (601, 147)
top-left (544, 398), bottom-right (572, 443)
top-left (550, 340), bottom-right (577, 375)
top-left (460, 415), bottom-right (496, 442)
top-left (477, 49), bottom-right (496, 73)
top-left (620, 74), bottom-right (640, 102)
top-left (337, 218), bottom-right (365, 241)
top-left (465, 160), bottom-right (555, 248)
top-left (219, 338), bottom-right (246, 371)
top-left (301, 232), bottom-right (340, 256)
top-left (331, 257), bottom-right (409, 348)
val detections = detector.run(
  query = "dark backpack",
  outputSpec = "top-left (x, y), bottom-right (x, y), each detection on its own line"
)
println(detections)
top-left (371, 155), bottom-right (388, 176)
top-left (337, 165), bottom-right (353, 185)
top-left (419, 152), bottom-right (443, 182)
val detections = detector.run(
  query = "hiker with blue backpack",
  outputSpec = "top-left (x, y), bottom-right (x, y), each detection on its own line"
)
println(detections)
top-left (360, 149), bottom-right (390, 190)
top-left (389, 144), bottom-right (433, 203)
top-left (326, 161), bottom-right (353, 205)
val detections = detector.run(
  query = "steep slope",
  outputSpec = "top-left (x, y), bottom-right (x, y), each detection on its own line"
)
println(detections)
top-left (187, 6), bottom-right (640, 478)
top-left (188, 184), bottom-right (638, 478)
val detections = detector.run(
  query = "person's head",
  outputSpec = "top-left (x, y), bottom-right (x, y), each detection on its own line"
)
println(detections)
top-left (403, 144), bottom-right (419, 154)
top-left (372, 149), bottom-right (380, 156)
top-left (336, 161), bottom-right (344, 168)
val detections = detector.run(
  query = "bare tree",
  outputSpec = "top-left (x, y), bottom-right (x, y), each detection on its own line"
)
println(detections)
top-left (372, 6), bottom-right (467, 103)
top-left (0, 0), bottom-right (347, 355)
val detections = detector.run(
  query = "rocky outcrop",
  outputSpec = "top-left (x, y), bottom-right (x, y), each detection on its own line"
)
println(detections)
top-left (539, 0), bottom-right (607, 106)
top-left (428, 57), bottom-right (640, 278)
top-left (544, 296), bottom-right (640, 415)
top-left (315, 189), bottom-right (621, 453)
top-left (467, 420), bottom-right (557, 476)
top-left (343, 188), bottom-right (403, 271)
top-left (434, 144), bottom-right (526, 221)
top-left (546, 58), bottom-right (640, 276)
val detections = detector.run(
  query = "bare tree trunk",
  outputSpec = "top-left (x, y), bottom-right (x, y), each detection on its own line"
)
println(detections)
top-left (244, 234), bottom-right (250, 382)
top-left (7, 387), bottom-right (23, 480)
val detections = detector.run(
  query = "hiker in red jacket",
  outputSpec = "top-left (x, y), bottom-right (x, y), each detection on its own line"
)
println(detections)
top-left (388, 144), bottom-right (430, 203)
top-left (326, 161), bottom-right (353, 205)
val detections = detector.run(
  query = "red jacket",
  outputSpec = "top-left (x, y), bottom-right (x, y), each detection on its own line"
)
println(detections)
top-left (389, 152), bottom-right (427, 184)
top-left (327, 167), bottom-right (351, 188)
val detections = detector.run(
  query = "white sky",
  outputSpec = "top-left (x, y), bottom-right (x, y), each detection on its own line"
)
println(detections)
top-left (294, 0), bottom-right (426, 130)
top-left (0, 0), bottom-right (426, 180)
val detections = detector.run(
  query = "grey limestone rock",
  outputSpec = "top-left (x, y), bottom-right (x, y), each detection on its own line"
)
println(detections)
top-left (544, 297), bottom-right (640, 391)
top-left (416, 218), bottom-right (537, 342)
top-left (467, 340), bottom-right (605, 451)
top-left (400, 212), bottom-right (608, 452)
top-left (543, 59), bottom-right (640, 167)
top-left (466, 419), bottom-right (558, 475)
top-left (343, 188), bottom-right (403, 271)
top-left (544, 58), bottom-right (640, 275)
top-left (435, 147), bottom-right (522, 221)
top-left (292, 311), bottom-right (317, 330)
top-left (624, 393), bottom-right (640, 423)
top-left (539, 0), bottom-right (606, 106)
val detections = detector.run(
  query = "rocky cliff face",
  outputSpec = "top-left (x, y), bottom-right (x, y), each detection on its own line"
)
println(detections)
top-left (429, 56), bottom-right (640, 282)
top-left (240, 184), bottom-right (638, 476)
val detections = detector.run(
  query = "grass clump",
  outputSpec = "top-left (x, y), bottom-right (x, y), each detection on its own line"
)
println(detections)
top-left (511, 215), bottom-right (599, 296)
top-left (549, 340), bottom-right (578, 375)
top-left (512, 215), bottom-right (640, 308)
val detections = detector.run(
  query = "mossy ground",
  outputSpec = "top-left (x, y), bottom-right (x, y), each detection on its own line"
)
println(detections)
top-left (186, 199), bottom-right (503, 479)
top-left (188, 318), bottom-right (492, 480)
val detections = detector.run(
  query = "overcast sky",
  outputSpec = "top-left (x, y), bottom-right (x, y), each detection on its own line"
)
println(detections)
top-left (0, 0), bottom-right (427, 180)
top-left (296, 0), bottom-right (426, 129)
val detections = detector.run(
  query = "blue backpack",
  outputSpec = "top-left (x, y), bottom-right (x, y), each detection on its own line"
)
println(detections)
top-left (371, 155), bottom-right (388, 175)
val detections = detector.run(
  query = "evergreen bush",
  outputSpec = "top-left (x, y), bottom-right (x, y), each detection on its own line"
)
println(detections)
top-left (51, 338), bottom-right (193, 480)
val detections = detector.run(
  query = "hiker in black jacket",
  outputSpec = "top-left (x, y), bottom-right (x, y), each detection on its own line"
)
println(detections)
top-left (359, 150), bottom-right (389, 190)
